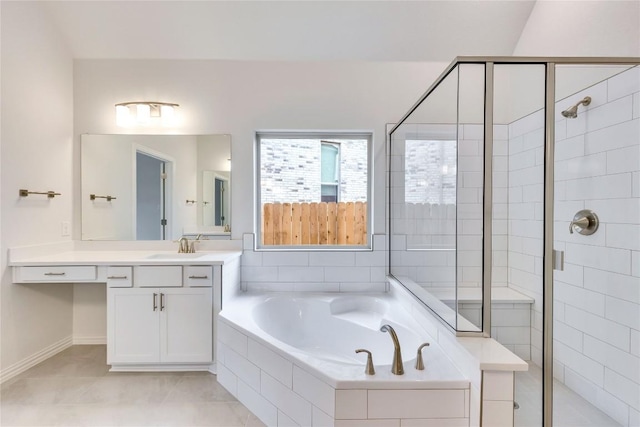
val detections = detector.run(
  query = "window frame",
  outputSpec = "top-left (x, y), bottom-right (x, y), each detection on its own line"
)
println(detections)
top-left (255, 130), bottom-right (373, 251)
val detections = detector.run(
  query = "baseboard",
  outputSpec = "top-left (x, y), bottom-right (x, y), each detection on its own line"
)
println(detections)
top-left (0, 335), bottom-right (73, 384)
top-left (109, 363), bottom-right (213, 372)
top-left (73, 336), bottom-right (106, 345)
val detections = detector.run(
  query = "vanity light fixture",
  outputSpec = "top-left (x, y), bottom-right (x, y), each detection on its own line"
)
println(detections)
top-left (115, 102), bottom-right (179, 127)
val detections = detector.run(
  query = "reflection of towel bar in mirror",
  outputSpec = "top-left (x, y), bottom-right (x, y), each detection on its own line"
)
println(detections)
top-left (202, 201), bottom-right (210, 205)
top-left (19, 189), bottom-right (61, 198)
top-left (90, 194), bottom-right (117, 201)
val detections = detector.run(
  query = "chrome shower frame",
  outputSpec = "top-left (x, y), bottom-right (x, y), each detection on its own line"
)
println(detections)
top-left (388, 56), bottom-right (640, 427)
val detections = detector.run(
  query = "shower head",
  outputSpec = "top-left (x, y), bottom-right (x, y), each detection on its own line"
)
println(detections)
top-left (561, 96), bottom-right (592, 118)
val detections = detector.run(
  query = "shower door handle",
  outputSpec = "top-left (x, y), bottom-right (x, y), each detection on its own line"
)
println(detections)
top-left (553, 250), bottom-right (564, 271)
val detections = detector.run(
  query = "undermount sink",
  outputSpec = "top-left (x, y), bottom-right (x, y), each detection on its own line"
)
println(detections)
top-left (146, 253), bottom-right (206, 260)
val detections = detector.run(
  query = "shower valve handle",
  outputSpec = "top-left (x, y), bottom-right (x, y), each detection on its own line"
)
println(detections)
top-left (355, 349), bottom-right (375, 375)
top-left (569, 209), bottom-right (599, 235)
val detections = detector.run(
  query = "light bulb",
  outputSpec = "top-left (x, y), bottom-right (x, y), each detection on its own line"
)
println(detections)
top-left (116, 105), bottom-right (131, 127)
top-left (160, 104), bottom-right (175, 126)
top-left (136, 104), bottom-right (150, 123)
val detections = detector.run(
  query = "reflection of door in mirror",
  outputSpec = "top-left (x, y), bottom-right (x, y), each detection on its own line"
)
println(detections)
top-left (214, 176), bottom-right (228, 226)
top-left (202, 171), bottom-right (230, 227)
top-left (136, 151), bottom-right (171, 240)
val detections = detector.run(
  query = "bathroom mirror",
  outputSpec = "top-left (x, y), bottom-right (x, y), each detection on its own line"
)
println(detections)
top-left (81, 134), bottom-right (231, 240)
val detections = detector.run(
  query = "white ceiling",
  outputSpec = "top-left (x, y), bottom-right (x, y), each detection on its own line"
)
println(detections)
top-left (42, 1), bottom-right (536, 61)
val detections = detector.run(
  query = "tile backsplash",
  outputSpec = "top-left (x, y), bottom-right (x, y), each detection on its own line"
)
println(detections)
top-left (241, 233), bottom-right (387, 293)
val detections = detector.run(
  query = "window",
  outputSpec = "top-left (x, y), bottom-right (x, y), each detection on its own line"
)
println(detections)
top-left (321, 142), bottom-right (340, 202)
top-left (257, 132), bottom-right (371, 248)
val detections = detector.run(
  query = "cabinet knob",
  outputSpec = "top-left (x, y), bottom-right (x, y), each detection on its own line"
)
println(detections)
top-left (153, 293), bottom-right (158, 311)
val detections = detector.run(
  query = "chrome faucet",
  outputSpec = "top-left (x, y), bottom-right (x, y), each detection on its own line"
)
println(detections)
top-left (178, 237), bottom-right (190, 253)
top-left (380, 324), bottom-right (404, 375)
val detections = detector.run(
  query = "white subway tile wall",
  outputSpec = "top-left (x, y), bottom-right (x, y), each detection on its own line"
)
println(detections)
top-left (509, 65), bottom-right (640, 426)
top-left (388, 123), bottom-right (511, 331)
top-left (241, 233), bottom-right (387, 293)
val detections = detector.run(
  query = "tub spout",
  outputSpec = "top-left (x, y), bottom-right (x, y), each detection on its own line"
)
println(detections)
top-left (380, 324), bottom-right (404, 375)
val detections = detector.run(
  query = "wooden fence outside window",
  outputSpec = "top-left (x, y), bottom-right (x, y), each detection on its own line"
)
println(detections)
top-left (262, 201), bottom-right (367, 245)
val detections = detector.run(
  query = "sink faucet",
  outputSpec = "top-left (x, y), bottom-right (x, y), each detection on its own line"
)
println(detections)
top-left (178, 237), bottom-right (190, 253)
top-left (380, 324), bottom-right (404, 375)
top-left (188, 234), bottom-right (204, 252)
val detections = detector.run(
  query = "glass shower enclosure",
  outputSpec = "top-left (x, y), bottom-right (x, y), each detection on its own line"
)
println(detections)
top-left (388, 57), bottom-right (639, 427)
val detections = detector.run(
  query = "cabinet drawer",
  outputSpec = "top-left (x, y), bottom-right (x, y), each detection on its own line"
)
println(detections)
top-left (184, 266), bottom-right (213, 287)
top-left (135, 266), bottom-right (182, 287)
top-left (106, 266), bottom-right (133, 287)
top-left (15, 266), bottom-right (97, 283)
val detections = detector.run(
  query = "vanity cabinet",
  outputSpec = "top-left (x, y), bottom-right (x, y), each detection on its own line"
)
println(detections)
top-left (107, 264), bottom-right (220, 370)
top-left (9, 247), bottom-right (241, 373)
top-left (107, 287), bottom-right (213, 364)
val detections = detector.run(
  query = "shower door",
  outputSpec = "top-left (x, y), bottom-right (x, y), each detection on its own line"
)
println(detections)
top-left (551, 64), bottom-right (639, 427)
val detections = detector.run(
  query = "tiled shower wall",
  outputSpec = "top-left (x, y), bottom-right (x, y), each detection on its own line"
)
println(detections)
top-left (506, 108), bottom-right (545, 367)
top-left (389, 124), bottom-right (509, 291)
top-left (553, 66), bottom-right (639, 426)
top-left (508, 66), bottom-right (639, 426)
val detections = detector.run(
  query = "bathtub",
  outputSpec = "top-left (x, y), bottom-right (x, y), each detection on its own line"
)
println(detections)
top-left (217, 292), bottom-right (471, 426)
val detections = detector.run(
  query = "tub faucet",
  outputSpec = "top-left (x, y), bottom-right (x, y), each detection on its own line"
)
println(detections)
top-left (415, 342), bottom-right (430, 370)
top-left (355, 349), bottom-right (375, 375)
top-left (380, 324), bottom-right (404, 375)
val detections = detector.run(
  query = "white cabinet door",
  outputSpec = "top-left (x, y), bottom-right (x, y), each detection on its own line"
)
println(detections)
top-left (160, 287), bottom-right (212, 363)
top-left (107, 288), bottom-right (160, 364)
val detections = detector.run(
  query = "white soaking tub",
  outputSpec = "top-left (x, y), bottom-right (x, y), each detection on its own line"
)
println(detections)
top-left (217, 292), bottom-right (471, 427)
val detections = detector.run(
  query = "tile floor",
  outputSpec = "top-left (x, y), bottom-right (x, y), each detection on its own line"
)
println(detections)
top-left (515, 363), bottom-right (622, 427)
top-left (0, 345), bottom-right (265, 427)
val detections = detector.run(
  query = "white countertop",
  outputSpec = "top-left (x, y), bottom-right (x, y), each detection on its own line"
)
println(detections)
top-left (8, 241), bottom-right (242, 267)
top-left (9, 248), bottom-right (242, 266)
